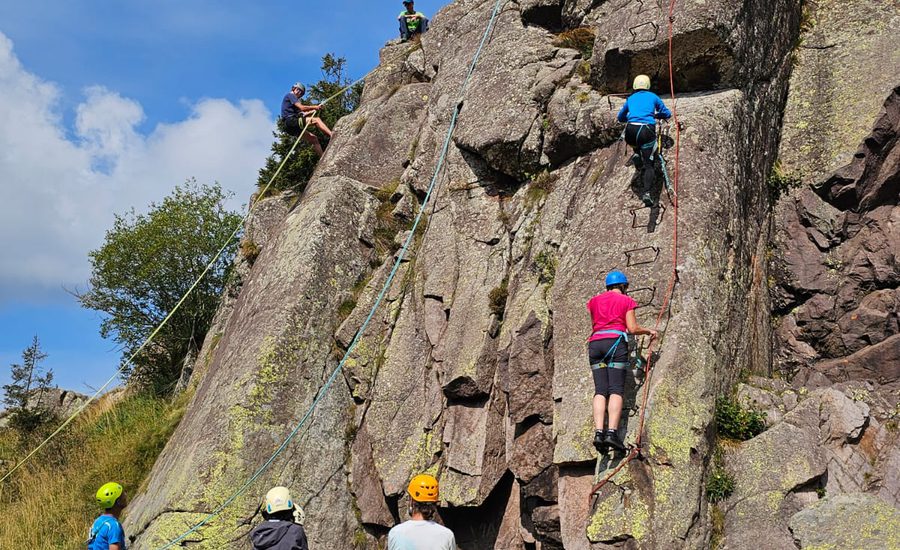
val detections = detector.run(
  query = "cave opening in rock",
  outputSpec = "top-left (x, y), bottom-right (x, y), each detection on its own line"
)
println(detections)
top-left (521, 3), bottom-right (564, 33)
top-left (598, 29), bottom-right (736, 94)
top-left (440, 471), bottom-right (516, 549)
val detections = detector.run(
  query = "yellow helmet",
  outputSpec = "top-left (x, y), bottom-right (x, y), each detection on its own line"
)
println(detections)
top-left (633, 74), bottom-right (651, 90)
top-left (265, 486), bottom-right (295, 514)
top-left (96, 482), bottom-right (123, 509)
top-left (407, 474), bottom-right (439, 502)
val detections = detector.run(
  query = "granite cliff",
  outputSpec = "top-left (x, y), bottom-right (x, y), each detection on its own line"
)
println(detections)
top-left (125, 0), bottom-right (899, 548)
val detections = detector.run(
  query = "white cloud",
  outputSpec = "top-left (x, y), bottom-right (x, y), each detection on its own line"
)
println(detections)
top-left (0, 32), bottom-right (274, 303)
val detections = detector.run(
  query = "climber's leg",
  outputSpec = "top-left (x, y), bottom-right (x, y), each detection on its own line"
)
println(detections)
top-left (606, 369), bottom-right (626, 430)
top-left (303, 133), bottom-right (324, 156)
top-left (591, 369), bottom-right (609, 431)
top-left (637, 128), bottom-right (658, 206)
top-left (310, 117), bottom-right (333, 138)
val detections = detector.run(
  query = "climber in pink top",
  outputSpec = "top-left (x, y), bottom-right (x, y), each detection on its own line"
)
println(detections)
top-left (586, 271), bottom-right (658, 453)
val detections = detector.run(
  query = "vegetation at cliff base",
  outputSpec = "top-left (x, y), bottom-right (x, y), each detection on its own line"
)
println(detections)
top-left (78, 181), bottom-right (241, 394)
top-left (0, 391), bottom-right (189, 547)
top-left (257, 53), bottom-right (363, 195)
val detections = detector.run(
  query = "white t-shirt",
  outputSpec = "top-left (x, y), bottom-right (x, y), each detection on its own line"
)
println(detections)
top-left (387, 520), bottom-right (456, 550)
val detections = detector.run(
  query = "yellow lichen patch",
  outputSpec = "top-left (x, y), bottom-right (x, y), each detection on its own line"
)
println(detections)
top-left (587, 491), bottom-right (651, 542)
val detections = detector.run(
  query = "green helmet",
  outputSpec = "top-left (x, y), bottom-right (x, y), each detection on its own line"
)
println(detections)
top-left (96, 482), bottom-right (124, 509)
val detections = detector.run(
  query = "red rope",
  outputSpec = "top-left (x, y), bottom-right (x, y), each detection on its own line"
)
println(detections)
top-left (589, 0), bottom-right (682, 502)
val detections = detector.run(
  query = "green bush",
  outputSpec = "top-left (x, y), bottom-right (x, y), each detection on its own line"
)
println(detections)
top-left (706, 467), bottom-right (735, 503)
top-left (715, 396), bottom-right (767, 441)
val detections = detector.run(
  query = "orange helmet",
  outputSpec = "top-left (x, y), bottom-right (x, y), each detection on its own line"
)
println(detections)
top-left (407, 474), bottom-right (439, 502)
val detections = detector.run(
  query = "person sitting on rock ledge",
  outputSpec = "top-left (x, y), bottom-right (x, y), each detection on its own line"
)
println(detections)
top-left (398, 0), bottom-right (429, 42)
top-left (586, 271), bottom-right (658, 453)
top-left (617, 74), bottom-right (672, 207)
top-left (250, 486), bottom-right (309, 550)
top-left (388, 474), bottom-right (456, 550)
top-left (280, 82), bottom-right (333, 157)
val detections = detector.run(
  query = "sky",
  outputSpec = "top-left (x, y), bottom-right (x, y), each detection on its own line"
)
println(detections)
top-left (0, 0), bottom-right (445, 394)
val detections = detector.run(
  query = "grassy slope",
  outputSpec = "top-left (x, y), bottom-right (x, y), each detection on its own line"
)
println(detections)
top-left (0, 391), bottom-right (189, 548)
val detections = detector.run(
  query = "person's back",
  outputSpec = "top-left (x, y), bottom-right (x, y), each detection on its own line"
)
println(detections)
top-left (587, 290), bottom-right (637, 338)
top-left (617, 89), bottom-right (671, 125)
top-left (250, 519), bottom-right (308, 550)
top-left (87, 514), bottom-right (126, 550)
top-left (388, 519), bottom-right (456, 550)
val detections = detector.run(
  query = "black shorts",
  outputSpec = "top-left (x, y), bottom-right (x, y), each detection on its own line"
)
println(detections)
top-left (280, 116), bottom-right (305, 137)
top-left (588, 338), bottom-right (628, 396)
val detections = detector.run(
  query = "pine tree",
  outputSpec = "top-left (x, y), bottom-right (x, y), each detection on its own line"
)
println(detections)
top-left (257, 53), bottom-right (363, 195)
top-left (2, 336), bottom-right (54, 432)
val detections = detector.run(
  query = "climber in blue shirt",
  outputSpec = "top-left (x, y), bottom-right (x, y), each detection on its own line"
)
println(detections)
top-left (88, 482), bottom-right (128, 550)
top-left (617, 74), bottom-right (672, 207)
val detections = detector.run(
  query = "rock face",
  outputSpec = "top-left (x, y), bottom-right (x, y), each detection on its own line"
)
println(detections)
top-left (125, 0), bottom-right (899, 549)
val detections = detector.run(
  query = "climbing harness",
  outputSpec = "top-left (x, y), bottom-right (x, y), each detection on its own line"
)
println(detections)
top-left (590, 330), bottom-right (629, 370)
top-left (589, 0), bottom-right (683, 502)
top-left (0, 40), bottom-right (428, 486)
top-left (154, 1), bottom-right (506, 547)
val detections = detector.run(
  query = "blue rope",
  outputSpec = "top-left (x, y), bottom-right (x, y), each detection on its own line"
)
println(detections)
top-left (155, 1), bottom-right (505, 547)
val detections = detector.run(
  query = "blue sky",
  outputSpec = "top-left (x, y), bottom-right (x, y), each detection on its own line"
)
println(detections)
top-left (0, 0), bottom-right (444, 393)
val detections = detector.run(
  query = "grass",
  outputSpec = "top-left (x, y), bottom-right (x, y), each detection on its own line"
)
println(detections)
top-left (709, 504), bottom-right (725, 548)
top-left (552, 27), bottom-right (596, 59)
top-left (767, 161), bottom-right (803, 203)
top-left (525, 170), bottom-right (558, 208)
top-left (715, 396), bottom-right (766, 441)
top-left (0, 391), bottom-right (190, 547)
top-left (488, 279), bottom-right (509, 317)
top-left (577, 60), bottom-right (591, 80)
top-left (371, 178), bottom-right (414, 263)
top-left (534, 250), bottom-right (558, 286)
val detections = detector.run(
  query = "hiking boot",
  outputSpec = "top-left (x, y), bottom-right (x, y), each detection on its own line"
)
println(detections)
top-left (641, 192), bottom-right (654, 207)
top-left (593, 430), bottom-right (607, 453)
top-left (604, 430), bottom-right (626, 453)
top-left (631, 154), bottom-right (643, 168)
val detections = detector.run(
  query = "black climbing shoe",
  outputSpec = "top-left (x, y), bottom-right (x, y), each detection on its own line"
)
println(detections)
top-left (641, 192), bottom-right (654, 207)
top-left (631, 153), bottom-right (643, 168)
top-left (593, 430), bottom-right (607, 453)
top-left (605, 430), bottom-right (626, 453)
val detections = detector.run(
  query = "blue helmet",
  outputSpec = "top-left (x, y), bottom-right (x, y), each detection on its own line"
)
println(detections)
top-left (605, 271), bottom-right (628, 287)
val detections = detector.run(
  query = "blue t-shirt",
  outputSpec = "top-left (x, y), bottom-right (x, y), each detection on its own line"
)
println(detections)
top-left (88, 515), bottom-right (126, 550)
top-left (617, 90), bottom-right (672, 125)
top-left (281, 92), bottom-right (302, 120)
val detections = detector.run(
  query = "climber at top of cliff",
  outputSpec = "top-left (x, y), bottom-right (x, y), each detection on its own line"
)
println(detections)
top-left (586, 271), bottom-right (658, 453)
top-left (280, 82), bottom-right (333, 157)
top-left (250, 486), bottom-right (309, 550)
top-left (88, 482), bottom-right (128, 550)
top-left (398, 0), bottom-right (429, 42)
top-left (388, 474), bottom-right (457, 550)
top-left (618, 74), bottom-right (672, 207)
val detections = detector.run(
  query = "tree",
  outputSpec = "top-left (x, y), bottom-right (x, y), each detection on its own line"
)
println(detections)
top-left (257, 53), bottom-right (363, 194)
top-left (78, 181), bottom-right (242, 393)
top-left (3, 336), bottom-right (54, 432)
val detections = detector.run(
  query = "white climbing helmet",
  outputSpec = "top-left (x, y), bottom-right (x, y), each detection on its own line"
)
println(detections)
top-left (265, 486), bottom-right (294, 513)
top-left (633, 74), bottom-right (651, 90)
